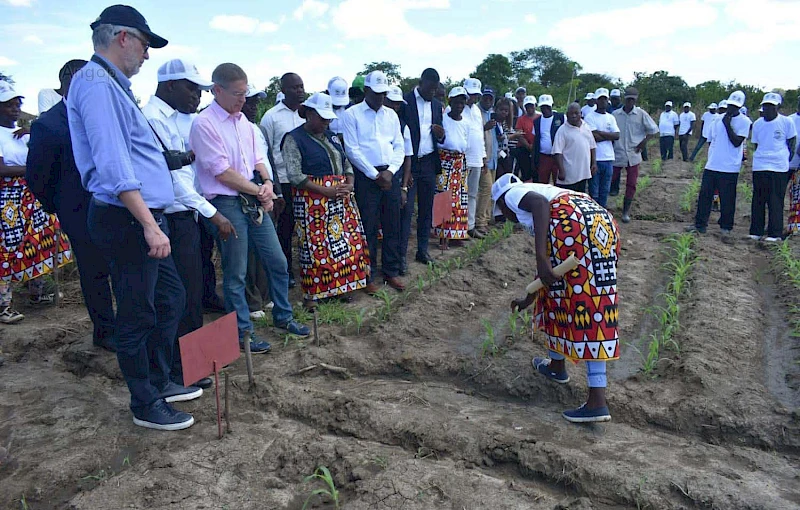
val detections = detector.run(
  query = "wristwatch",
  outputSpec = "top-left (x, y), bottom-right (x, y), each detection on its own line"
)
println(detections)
top-left (401, 186), bottom-right (409, 192)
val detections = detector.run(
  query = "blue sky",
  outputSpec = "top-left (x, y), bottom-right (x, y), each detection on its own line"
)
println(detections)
top-left (2, 0), bottom-right (798, 114)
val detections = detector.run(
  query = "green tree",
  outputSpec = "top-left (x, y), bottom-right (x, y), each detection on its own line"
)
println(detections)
top-left (256, 76), bottom-right (281, 123)
top-left (362, 61), bottom-right (402, 84)
top-left (509, 46), bottom-right (580, 88)
top-left (693, 80), bottom-right (728, 110)
top-left (630, 70), bottom-right (693, 112)
top-left (473, 54), bottom-right (513, 95)
top-left (576, 73), bottom-right (622, 99)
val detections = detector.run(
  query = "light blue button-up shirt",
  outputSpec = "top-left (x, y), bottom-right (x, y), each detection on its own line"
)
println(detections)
top-left (67, 54), bottom-right (174, 209)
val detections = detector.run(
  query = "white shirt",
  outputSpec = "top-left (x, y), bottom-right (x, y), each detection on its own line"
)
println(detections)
top-left (329, 105), bottom-right (348, 135)
top-left (503, 183), bottom-right (568, 236)
top-left (403, 125), bottom-right (413, 157)
top-left (701, 111), bottom-right (716, 139)
top-left (175, 112), bottom-right (196, 148)
top-left (659, 110), bottom-right (679, 136)
top-left (583, 110), bottom-right (619, 162)
top-left (539, 115), bottom-right (554, 155)
top-left (414, 88), bottom-right (434, 157)
top-left (552, 120), bottom-right (597, 185)
top-left (252, 123), bottom-right (274, 180)
top-left (679, 111), bottom-right (696, 135)
top-left (581, 104), bottom-right (596, 118)
top-left (789, 113), bottom-right (800, 169)
top-left (463, 103), bottom-right (487, 167)
top-left (260, 101), bottom-right (305, 183)
top-left (439, 113), bottom-right (472, 153)
top-left (0, 124), bottom-right (29, 166)
top-left (342, 101), bottom-right (405, 179)
top-left (142, 96), bottom-right (217, 218)
top-left (751, 115), bottom-right (797, 172)
top-left (706, 113), bottom-right (752, 173)
top-left (37, 89), bottom-right (62, 115)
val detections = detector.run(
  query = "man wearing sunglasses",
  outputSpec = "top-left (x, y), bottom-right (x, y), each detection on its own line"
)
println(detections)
top-left (68, 5), bottom-right (201, 431)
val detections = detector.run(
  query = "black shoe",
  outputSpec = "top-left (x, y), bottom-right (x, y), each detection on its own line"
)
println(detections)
top-left (195, 377), bottom-right (213, 389)
top-left (158, 382), bottom-right (203, 403)
top-left (399, 260), bottom-right (408, 276)
top-left (415, 252), bottom-right (434, 264)
top-left (132, 399), bottom-right (194, 431)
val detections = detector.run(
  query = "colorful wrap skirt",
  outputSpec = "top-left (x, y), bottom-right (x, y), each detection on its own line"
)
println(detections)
top-left (293, 175), bottom-right (370, 300)
top-left (434, 149), bottom-right (469, 240)
top-left (534, 192), bottom-right (620, 361)
top-left (788, 170), bottom-right (800, 234)
top-left (0, 177), bottom-right (72, 283)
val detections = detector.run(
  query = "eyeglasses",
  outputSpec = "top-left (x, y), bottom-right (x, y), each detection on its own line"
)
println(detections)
top-left (222, 86), bottom-right (248, 99)
top-left (115, 30), bottom-right (150, 53)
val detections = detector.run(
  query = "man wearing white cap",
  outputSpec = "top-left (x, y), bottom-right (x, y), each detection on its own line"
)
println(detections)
top-left (342, 70), bottom-right (406, 292)
top-left (462, 78), bottom-right (488, 238)
top-left (678, 102), bottom-right (696, 161)
top-left (514, 86), bottom-right (527, 118)
top-left (658, 101), bottom-right (679, 160)
top-left (533, 94), bottom-right (565, 184)
top-left (749, 92), bottom-right (797, 241)
top-left (581, 92), bottom-right (596, 119)
top-left (583, 88), bottom-right (619, 207)
top-left (607, 89), bottom-right (622, 113)
top-left (689, 103), bottom-right (717, 162)
top-left (143, 59), bottom-right (234, 390)
top-left (687, 91), bottom-right (751, 241)
top-left (514, 95), bottom-right (537, 183)
top-left (326, 76), bottom-right (350, 138)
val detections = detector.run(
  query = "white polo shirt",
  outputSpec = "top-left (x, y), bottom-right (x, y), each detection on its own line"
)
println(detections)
top-left (260, 101), bottom-right (305, 183)
top-left (751, 114), bottom-right (797, 172)
top-left (659, 110), bottom-right (679, 136)
top-left (789, 113), bottom-right (800, 169)
top-left (583, 110), bottom-right (619, 162)
top-left (706, 113), bottom-right (752, 173)
top-left (552, 120), bottom-right (597, 185)
top-left (679, 111), bottom-right (696, 135)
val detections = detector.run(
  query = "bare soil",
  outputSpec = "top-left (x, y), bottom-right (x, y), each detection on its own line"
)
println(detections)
top-left (1, 144), bottom-right (799, 510)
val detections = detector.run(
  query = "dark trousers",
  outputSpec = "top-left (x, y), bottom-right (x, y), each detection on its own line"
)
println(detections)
top-left (695, 169), bottom-right (739, 231)
top-left (660, 136), bottom-right (674, 160)
top-left (402, 153), bottom-right (437, 258)
top-left (88, 199), bottom-right (185, 412)
top-left (513, 147), bottom-right (534, 181)
top-left (689, 137), bottom-right (707, 161)
top-left (679, 134), bottom-right (691, 161)
top-left (198, 217), bottom-right (219, 305)
top-left (559, 179), bottom-right (589, 194)
top-left (537, 154), bottom-right (559, 184)
top-left (496, 155), bottom-right (513, 179)
top-left (276, 182), bottom-right (295, 278)
top-left (751, 171), bottom-right (790, 238)
top-left (57, 200), bottom-right (115, 345)
top-left (356, 170), bottom-right (402, 280)
top-left (166, 211), bottom-right (203, 384)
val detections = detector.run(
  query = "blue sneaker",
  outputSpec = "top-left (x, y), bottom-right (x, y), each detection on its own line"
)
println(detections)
top-left (532, 357), bottom-right (570, 384)
top-left (276, 319), bottom-right (310, 337)
top-left (159, 382), bottom-right (203, 403)
top-left (562, 403), bottom-right (611, 423)
top-left (132, 399), bottom-right (194, 431)
top-left (240, 335), bottom-right (272, 354)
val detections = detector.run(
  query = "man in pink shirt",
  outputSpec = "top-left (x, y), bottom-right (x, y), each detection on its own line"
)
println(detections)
top-left (190, 63), bottom-right (309, 352)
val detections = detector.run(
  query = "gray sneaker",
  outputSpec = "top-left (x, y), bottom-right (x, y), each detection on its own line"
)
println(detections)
top-left (0, 307), bottom-right (24, 324)
top-left (720, 229), bottom-right (734, 244)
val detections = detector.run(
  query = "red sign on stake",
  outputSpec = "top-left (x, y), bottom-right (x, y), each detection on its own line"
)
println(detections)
top-left (180, 312), bottom-right (240, 387)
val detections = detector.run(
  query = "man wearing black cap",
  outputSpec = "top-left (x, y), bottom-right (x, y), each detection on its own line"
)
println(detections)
top-left (68, 5), bottom-right (200, 431)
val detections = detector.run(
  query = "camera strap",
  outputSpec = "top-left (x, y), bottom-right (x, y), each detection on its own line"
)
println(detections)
top-left (90, 55), bottom-right (171, 153)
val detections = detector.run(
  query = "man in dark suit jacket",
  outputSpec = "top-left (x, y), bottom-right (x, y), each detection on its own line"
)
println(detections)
top-left (26, 59), bottom-right (116, 351)
top-left (398, 68), bottom-right (446, 268)
top-left (532, 94), bottom-right (566, 184)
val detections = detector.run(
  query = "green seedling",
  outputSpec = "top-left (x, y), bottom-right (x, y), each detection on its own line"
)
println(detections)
top-left (737, 181), bottom-right (753, 202)
top-left (693, 159), bottom-right (705, 177)
top-left (302, 466), bottom-right (340, 510)
top-left (480, 318), bottom-right (498, 357)
top-left (316, 300), bottom-right (349, 325)
top-left (283, 333), bottom-right (305, 348)
top-left (374, 289), bottom-right (394, 320)
top-left (508, 309), bottom-right (520, 339)
top-left (416, 275), bottom-right (426, 294)
top-left (350, 307), bottom-right (367, 334)
top-left (293, 306), bottom-right (313, 324)
top-left (650, 158), bottom-right (662, 175)
top-left (680, 178), bottom-right (700, 213)
top-left (371, 455), bottom-right (389, 470)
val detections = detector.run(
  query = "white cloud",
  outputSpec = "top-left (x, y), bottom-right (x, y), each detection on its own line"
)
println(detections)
top-left (209, 15), bottom-right (280, 35)
top-left (22, 35), bottom-right (43, 45)
top-left (524, 14), bottom-right (536, 23)
top-left (268, 44), bottom-right (293, 52)
top-left (0, 56), bottom-right (19, 66)
top-left (293, 0), bottom-right (329, 21)
top-left (6, 0), bottom-right (34, 6)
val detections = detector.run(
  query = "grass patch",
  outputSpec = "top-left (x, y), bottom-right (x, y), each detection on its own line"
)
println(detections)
top-left (737, 181), bottom-right (753, 202)
top-left (650, 158), bottom-right (662, 176)
top-left (680, 178), bottom-right (701, 213)
top-left (773, 241), bottom-right (800, 338)
top-left (693, 158), bottom-right (705, 177)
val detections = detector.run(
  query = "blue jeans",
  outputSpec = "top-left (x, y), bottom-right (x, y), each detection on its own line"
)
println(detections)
top-left (689, 137), bottom-right (706, 161)
top-left (208, 196), bottom-right (293, 338)
top-left (549, 350), bottom-right (607, 388)
top-left (589, 160), bottom-right (614, 208)
top-left (88, 199), bottom-right (185, 412)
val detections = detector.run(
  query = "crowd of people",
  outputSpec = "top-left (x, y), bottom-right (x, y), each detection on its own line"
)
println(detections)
top-left (1, 5), bottom-right (798, 429)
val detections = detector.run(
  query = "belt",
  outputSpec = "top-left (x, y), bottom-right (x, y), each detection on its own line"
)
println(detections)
top-left (166, 210), bottom-right (194, 219)
top-left (149, 208), bottom-right (165, 215)
top-left (417, 152), bottom-right (437, 161)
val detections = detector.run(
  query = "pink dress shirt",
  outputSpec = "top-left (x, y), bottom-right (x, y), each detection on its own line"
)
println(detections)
top-left (189, 100), bottom-right (265, 199)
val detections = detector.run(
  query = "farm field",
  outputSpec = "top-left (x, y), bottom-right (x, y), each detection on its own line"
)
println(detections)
top-left (1, 142), bottom-right (799, 510)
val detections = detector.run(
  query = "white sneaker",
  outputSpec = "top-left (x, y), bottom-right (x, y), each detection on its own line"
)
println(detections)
top-left (265, 301), bottom-right (274, 310)
top-left (250, 310), bottom-right (266, 320)
top-left (747, 234), bottom-right (761, 241)
top-left (763, 237), bottom-right (781, 243)
top-left (0, 307), bottom-right (24, 324)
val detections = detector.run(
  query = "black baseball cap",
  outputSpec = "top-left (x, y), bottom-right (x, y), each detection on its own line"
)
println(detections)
top-left (90, 5), bottom-right (168, 49)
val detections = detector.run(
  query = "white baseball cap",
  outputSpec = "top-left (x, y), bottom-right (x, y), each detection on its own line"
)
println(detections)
top-left (491, 173), bottom-right (523, 217)
top-left (584, 92), bottom-right (595, 100)
top-left (538, 94), bottom-right (554, 106)
top-left (157, 59), bottom-right (212, 89)
top-left (364, 70), bottom-right (390, 93)
top-left (327, 76), bottom-right (349, 106)
top-left (523, 95), bottom-right (537, 107)
top-left (610, 89), bottom-right (621, 98)
top-left (276, 91), bottom-right (285, 104)
top-left (708, 103), bottom-right (717, 109)
top-left (448, 86), bottom-right (468, 99)
top-left (302, 92), bottom-right (337, 120)
top-left (665, 100), bottom-right (673, 107)
top-left (761, 92), bottom-right (782, 106)
top-left (387, 85), bottom-right (406, 104)
top-left (504, 92), bottom-right (514, 99)
top-left (594, 88), bottom-right (609, 99)
top-left (683, 102), bottom-right (691, 107)
top-left (717, 100), bottom-right (728, 108)
top-left (0, 80), bottom-right (23, 103)
top-left (245, 84), bottom-right (266, 99)
top-left (727, 90), bottom-right (745, 108)
top-left (464, 77), bottom-right (482, 95)
top-left (515, 86), bottom-right (526, 94)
